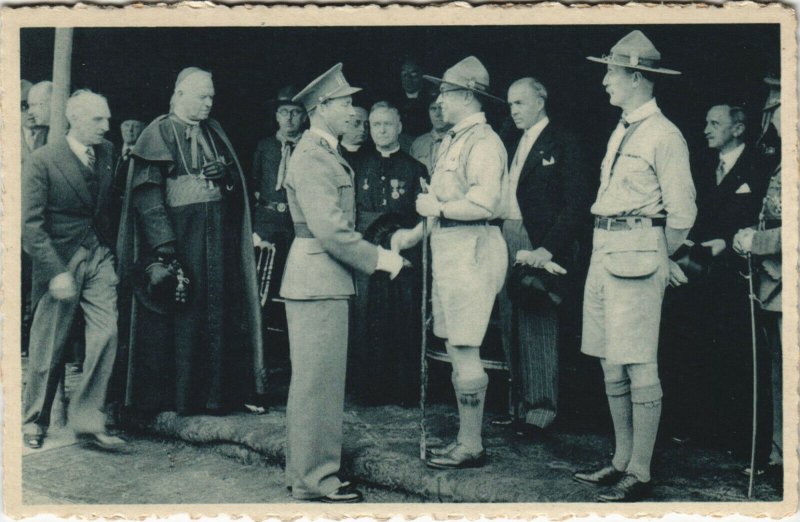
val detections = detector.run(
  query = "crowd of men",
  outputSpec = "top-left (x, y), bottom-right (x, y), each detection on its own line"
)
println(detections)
top-left (20, 29), bottom-right (783, 504)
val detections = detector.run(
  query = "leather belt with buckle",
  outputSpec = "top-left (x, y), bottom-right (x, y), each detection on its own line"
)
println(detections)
top-left (594, 216), bottom-right (667, 231)
top-left (439, 218), bottom-right (488, 228)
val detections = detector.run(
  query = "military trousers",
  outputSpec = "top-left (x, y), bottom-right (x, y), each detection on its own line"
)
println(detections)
top-left (284, 298), bottom-right (349, 499)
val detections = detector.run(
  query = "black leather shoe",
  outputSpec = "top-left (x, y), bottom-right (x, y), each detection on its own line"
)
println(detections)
top-left (316, 484), bottom-right (363, 503)
top-left (597, 473), bottom-right (653, 502)
top-left (572, 465), bottom-right (625, 486)
top-left (490, 415), bottom-right (515, 427)
top-left (426, 443), bottom-right (486, 470)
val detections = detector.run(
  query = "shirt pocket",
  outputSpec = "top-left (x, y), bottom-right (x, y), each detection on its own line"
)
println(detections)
top-left (333, 171), bottom-right (354, 215)
top-left (602, 229), bottom-right (660, 278)
top-left (613, 154), bottom-right (653, 195)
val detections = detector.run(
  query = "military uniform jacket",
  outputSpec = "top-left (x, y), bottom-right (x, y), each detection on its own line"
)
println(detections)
top-left (280, 129), bottom-right (379, 300)
top-left (752, 165), bottom-right (782, 312)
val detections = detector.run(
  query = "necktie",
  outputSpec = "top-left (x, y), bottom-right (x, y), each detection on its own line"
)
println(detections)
top-left (275, 140), bottom-right (298, 191)
top-left (716, 158), bottom-right (726, 185)
top-left (599, 118), bottom-right (629, 193)
top-left (86, 146), bottom-right (96, 170)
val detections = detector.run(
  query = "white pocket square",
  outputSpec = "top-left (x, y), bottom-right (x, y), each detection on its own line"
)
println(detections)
top-left (735, 183), bottom-right (752, 194)
top-left (542, 156), bottom-right (556, 166)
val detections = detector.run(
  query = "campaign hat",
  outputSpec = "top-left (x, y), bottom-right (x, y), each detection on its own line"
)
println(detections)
top-left (587, 30), bottom-right (681, 75)
top-left (293, 63), bottom-right (361, 113)
top-left (423, 56), bottom-right (504, 103)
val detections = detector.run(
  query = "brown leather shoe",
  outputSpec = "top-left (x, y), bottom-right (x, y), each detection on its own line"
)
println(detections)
top-left (597, 473), bottom-right (653, 502)
top-left (573, 465), bottom-right (625, 486)
top-left (426, 443), bottom-right (486, 470)
top-left (425, 441), bottom-right (457, 459)
top-left (316, 484), bottom-right (363, 503)
top-left (76, 432), bottom-right (127, 451)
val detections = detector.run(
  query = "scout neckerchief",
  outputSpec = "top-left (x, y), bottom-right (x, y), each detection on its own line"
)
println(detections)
top-left (274, 129), bottom-right (302, 191)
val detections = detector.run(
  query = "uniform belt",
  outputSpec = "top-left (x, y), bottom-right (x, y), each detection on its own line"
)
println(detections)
top-left (762, 219), bottom-right (781, 230)
top-left (594, 216), bottom-right (666, 231)
top-left (293, 223), bottom-right (314, 238)
top-left (439, 218), bottom-right (501, 228)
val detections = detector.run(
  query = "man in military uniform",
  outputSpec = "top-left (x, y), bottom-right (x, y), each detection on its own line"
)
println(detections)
top-left (572, 31), bottom-right (696, 502)
top-left (733, 75), bottom-right (783, 477)
top-left (280, 64), bottom-right (407, 502)
top-left (117, 67), bottom-right (265, 416)
top-left (393, 56), bottom-right (509, 469)
top-left (349, 101), bottom-right (428, 405)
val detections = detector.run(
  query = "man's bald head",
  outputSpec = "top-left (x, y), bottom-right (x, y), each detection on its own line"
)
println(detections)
top-left (173, 69), bottom-right (215, 122)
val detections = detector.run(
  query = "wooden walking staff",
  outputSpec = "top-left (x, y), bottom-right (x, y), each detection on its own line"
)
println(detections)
top-left (744, 252), bottom-right (759, 498)
top-left (419, 215), bottom-right (430, 460)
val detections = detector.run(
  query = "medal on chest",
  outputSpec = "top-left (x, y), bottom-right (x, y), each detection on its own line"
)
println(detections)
top-left (390, 179), bottom-right (401, 200)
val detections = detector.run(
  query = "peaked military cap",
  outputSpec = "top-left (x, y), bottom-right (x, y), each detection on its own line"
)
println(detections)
top-left (293, 63), bottom-right (361, 113)
top-left (587, 30), bottom-right (681, 75)
top-left (423, 56), bottom-right (504, 103)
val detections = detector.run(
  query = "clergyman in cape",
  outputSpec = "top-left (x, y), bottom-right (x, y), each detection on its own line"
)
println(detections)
top-left (116, 67), bottom-right (266, 416)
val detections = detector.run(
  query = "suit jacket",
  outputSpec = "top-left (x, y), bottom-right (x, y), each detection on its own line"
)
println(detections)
top-left (23, 137), bottom-right (116, 306)
top-left (280, 130), bottom-right (379, 300)
top-left (689, 145), bottom-right (768, 248)
top-left (21, 126), bottom-right (49, 166)
top-left (514, 123), bottom-right (591, 266)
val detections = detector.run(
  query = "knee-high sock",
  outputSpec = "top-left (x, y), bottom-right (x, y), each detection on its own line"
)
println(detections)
top-left (453, 372), bottom-right (489, 452)
top-left (626, 398), bottom-right (661, 482)
top-left (607, 392), bottom-right (633, 472)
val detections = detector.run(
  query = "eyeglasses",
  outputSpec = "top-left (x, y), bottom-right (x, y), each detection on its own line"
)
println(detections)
top-left (277, 108), bottom-right (304, 118)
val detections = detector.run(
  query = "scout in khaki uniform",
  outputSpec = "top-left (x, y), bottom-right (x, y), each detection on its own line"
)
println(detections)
top-left (280, 64), bottom-right (406, 503)
top-left (393, 56), bottom-right (509, 469)
top-left (572, 31), bottom-right (697, 501)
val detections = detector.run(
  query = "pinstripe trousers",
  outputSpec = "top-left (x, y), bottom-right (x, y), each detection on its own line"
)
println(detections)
top-left (499, 220), bottom-right (558, 428)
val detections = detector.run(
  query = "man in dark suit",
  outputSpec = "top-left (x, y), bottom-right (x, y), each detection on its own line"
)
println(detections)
top-left (22, 89), bottom-right (124, 450)
top-left (662, 104), bottom-right (768, 451)
top-left (497, 77), bottom-right (591, 435)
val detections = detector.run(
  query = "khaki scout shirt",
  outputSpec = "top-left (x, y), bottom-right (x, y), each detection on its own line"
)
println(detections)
top-left (429, 112), bottom-right (508, 218)
top-left (591, 99), bottom-right (697, 230)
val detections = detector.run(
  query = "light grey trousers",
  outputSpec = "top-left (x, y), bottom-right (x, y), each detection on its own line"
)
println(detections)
top-left (23, 245), bottom-right (119, 435)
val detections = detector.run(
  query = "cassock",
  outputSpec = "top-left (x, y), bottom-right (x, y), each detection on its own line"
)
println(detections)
top-left (349, 147), bottom-right (427, 406)
top-left (117, 114), bottom-right (265, 415)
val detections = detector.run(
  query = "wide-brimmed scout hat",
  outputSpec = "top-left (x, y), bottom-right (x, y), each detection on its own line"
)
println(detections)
top-left (423, 56), bottom-right (505, 103)
top-left (763, 74), bottom-right (781, 111)
top-left (587, 30), bottom-right (681, 75)
top-left (293, 63), bottom-right (361, 113)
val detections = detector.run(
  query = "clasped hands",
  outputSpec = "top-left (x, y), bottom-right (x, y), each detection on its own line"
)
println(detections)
top-left (201, 159), bottom-right (229, 181)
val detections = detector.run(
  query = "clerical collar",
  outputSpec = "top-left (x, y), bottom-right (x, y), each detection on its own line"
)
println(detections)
top-left (719, 142), bottom-right (745, 169)
top-left (341, 143), bottom-right (361, 153)
top-left (310, 127), bottom-right (340, 151)
top-left (405, 91), bottom-right (419, 99)
top-left (622, 98), bottom-right (660, 125)
top-left (450, 112), bottom-right (487, 136)
top-left (377, 145), bottom-right (400, 158)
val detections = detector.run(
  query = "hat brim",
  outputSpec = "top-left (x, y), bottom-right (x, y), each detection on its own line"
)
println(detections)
top-left (586, 55), bottom-right (681, 75)
top-left (423, 74), bottom-right (506, 103)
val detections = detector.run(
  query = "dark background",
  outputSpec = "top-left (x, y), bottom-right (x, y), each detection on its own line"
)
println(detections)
top-left (21, 24), bottom-right (779, 170)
